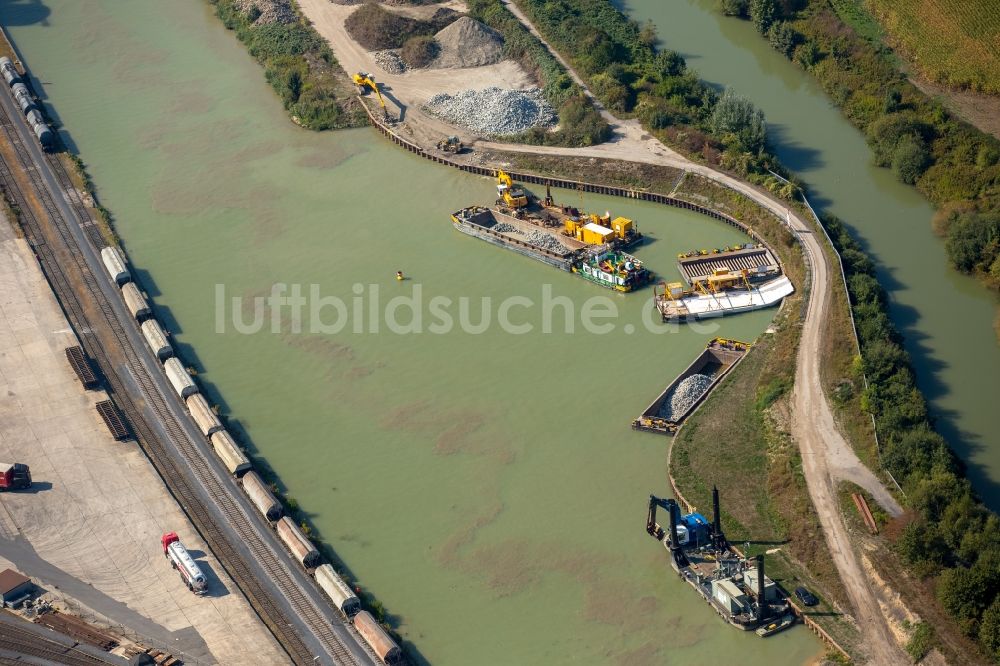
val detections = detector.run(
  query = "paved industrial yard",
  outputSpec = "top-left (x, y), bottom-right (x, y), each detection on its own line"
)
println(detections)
top-left (0, 215), bottom-right (288, 665)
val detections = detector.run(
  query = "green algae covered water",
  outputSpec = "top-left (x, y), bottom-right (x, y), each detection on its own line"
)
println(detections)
top-left (2, 1), bottom-right (821, 663)
top-left (617, 0), bottom-right (1000, 508)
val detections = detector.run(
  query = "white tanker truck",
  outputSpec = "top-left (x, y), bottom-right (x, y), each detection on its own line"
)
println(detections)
top-left (161, 532), bottom-right (207, 595)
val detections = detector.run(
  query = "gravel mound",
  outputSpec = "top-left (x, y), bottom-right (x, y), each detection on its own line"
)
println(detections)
top-left (424, 87), bottom-right (555, 136)
top-left (493, 223), bottom-right (520, 234)
top-left (374, 50), bottom-right (407, 74)
top-left (525, 231), bottom-right (571, 255)
top-left (658, 374), bottom-right (714, 421)
top-left (431, 17), bottom-right (504, 68)
top-left (233, 0), bottom-right (294, 25)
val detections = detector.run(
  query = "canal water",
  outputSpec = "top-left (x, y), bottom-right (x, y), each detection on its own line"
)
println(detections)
top-left (618, 0), bottom-right (1000, 507)
top-left (1, 1), bottom-right (821, 663)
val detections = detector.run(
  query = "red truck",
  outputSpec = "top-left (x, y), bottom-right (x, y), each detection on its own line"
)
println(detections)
top-left (0, 463), bottom-right (31, 491)
top-left (161, 532), bottom-right (207, 594)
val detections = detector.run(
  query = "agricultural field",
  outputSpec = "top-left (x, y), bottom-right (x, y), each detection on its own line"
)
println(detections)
top-left (865, 0), bottom-right (1000, 94)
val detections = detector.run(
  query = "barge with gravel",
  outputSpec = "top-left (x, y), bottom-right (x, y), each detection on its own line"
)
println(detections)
top-left (632, 338), bottom-right (750, 435)
top-left (647, 489), bottom-right (791, 633)
top-left (451, 205), bottom-right (652, 292)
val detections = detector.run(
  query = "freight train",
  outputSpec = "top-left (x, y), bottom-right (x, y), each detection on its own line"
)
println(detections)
top-left (100, 246), bottom-right (398, 662)
top-left (0, 56), bottom-right (53, 150)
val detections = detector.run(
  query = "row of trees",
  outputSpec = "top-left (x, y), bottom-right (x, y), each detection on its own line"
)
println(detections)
top-left (729, 0), bottom-right (1000, 291)
top-left (512, 0), bottom-right (793, 191)
top-left (827, 208), bottom-right (1000, 659)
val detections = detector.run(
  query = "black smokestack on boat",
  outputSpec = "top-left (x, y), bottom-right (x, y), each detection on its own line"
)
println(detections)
top-left (668, 499), bottom-right (680, 552)
top-left (712, 485), bottom-right (722, 547)
top-left (756, 555), bottom-right (767, 620)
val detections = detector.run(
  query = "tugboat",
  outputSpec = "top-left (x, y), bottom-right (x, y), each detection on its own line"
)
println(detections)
top-left (574, 248), bottom-right (653, 292)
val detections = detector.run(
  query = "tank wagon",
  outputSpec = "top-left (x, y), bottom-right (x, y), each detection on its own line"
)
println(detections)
top-left (161, 532), bottom-right (207, 594)
top-left (211, 430), bottom-right (252, 477)
top-left (6, 78), bottom-right (53, 149)
top-left (0, 57), bottom-right (20, 86)
top-left (163, 357), bottom-right (198, 399)
top-left (276, 516), bottom-right (321, 568)
top-left (353, 611), bottom-right (401, 664)
top-left (140, 319), bottom-right (172, 360)
top-left (240, 470), bottom-right (281, 520)
top-left (11, 82), bottom-right (31, 114)
top-left (120, 282), bottom-right (151, 321)
top-left (100, 246), bottom-right (130, 285)
top-left (315, 564), bottom-right (360, 616)
top-left (186, 393), bottom-right (223, 437)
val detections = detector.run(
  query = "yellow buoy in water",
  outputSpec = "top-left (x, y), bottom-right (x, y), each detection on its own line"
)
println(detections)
top-left (396, 271), bottom-right (404, 281)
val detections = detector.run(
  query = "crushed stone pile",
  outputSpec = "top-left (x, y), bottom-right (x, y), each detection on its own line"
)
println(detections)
top-left (233, 0), bottom-right (295, 25)
top-left (658, 374), bottom-right (714, 421)
top-left (492, 223), bottom-right (520, 234)
top-left (424, 87), bottom-right (555, 136)
top-left (431, 17), bottom-right (504, 68)
top-left (525, 230), bottom-right (571, 255)
top-left (374, 50), bottom-right (407, 74)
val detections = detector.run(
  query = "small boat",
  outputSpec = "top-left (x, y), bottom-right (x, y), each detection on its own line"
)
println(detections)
top-left (755, 614), bottom-right (795, 637)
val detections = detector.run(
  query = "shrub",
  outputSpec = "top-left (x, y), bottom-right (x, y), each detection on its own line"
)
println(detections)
top-left (891, 136), bottom-right (931, 185)
top-left (400, 35), bottom-right (439, 68)
top-left (721, 0), bottom-right (749, 17)
top-left (711, 88), bottom-right (767, 153)
top-left (750, 0), bottom-right (778, 34)
top-left (767, 21), bottom-right (798, 58)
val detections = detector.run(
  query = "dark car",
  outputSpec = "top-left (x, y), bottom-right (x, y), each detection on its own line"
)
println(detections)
top-left (795, 586), bottom-right (818, 606)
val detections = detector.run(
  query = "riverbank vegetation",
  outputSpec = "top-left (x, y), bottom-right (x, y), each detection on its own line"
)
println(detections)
top-left (210, 0), bottom-right (366, 130)
top-left (823, 211), bottom-right (1000, 661)
top-left (508, 0), bottom-right (805, 194)
top-left (722, 0), bottom-right (1000, 298)
top-left (465, 0), bottom-right (610, 146)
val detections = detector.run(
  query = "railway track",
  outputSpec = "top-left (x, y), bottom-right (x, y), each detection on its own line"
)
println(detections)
top-left (0, 622), bottom-right (120, 666)
top-left (0, 82), bottom-right (367, 666)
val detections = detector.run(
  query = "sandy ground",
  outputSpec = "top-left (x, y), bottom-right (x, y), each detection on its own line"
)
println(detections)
top-left (297, 0), bottom-right (533, 147)
top-left (911, 76), bottom-right (1000, 140)
top-left (0, 215), bottom-right (287, 665)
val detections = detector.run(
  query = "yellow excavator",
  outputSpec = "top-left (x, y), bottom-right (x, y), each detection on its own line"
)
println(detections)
top-left (352, 72), bottom-right (388, 121)
top-left (496, 170), bottom-right (529, 209)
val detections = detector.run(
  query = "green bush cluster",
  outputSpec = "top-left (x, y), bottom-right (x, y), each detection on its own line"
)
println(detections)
top-left (211, 0), bottom-right (363, 131)
top-left (825, 212), bottom-right (1000, 659)
top-left (505, 0), bottom-right (795, 191)
top-left (465, 0), bottom-right (610, 146)
top-left (733, 0), bottom-right (1000, 291)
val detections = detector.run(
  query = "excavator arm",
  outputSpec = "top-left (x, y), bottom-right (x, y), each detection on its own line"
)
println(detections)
top-left (646, 494), bottom-right (673, 539)
top-left (352, 72), bottom-right (388, 119)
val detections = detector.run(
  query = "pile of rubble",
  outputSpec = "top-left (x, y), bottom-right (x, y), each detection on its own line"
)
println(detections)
top-left (424, 87), bottom-right (555, 136)
top-left (232, 0), bottom-right (295, 25)
top-left (373, 50), bottom-right (407, 74)
top-left (658, 374), bottom-right (714, 421)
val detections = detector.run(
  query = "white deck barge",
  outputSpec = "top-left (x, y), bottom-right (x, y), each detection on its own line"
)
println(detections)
top-left (657, 275), bottom-right (794, 321)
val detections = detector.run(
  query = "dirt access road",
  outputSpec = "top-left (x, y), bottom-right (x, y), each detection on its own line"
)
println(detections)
top-left (304, 0), bottom-right (906, 661)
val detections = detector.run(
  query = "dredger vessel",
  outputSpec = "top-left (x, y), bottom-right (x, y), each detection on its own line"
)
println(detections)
top-left (450, 172), bottom-right (652, 292)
